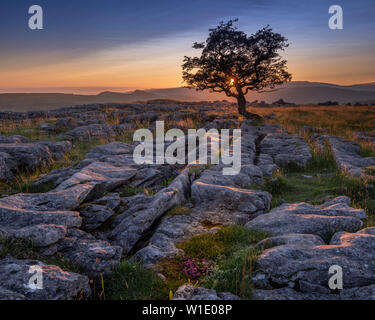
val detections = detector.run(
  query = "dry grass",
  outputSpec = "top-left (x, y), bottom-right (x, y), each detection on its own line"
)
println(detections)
top-left (252, 105), bottom-right (375, 137)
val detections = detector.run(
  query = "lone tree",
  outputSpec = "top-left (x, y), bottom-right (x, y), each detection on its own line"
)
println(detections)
top-left (182, 19), bottom-right (292, 120)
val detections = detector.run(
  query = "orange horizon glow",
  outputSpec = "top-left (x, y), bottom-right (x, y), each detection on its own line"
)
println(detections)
top-left (0, 36), bottom-right (374, 94)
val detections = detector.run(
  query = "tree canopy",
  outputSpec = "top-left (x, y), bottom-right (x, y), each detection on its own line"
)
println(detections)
top-left (182, 19), bottom-right (292, 119)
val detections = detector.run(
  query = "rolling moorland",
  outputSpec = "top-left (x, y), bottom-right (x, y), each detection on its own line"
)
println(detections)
top-left (1, 81), bottom-right (375, 111)
top-left (0, 100), bottom-right (375, 300)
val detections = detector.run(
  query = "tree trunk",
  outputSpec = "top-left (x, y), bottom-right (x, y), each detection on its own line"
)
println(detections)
top-left (236, 91), bottom-right (263, 121)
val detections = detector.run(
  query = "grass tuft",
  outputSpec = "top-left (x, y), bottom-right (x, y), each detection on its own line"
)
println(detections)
top-left (97, 260), bottom-right (170, 300)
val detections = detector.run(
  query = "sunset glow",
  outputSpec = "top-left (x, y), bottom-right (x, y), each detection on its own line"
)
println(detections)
top-left (0, 0), bottom-right (374, 93)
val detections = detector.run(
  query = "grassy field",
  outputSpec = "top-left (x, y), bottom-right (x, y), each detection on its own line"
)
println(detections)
top-left (253, 105), bottom-right (375, 137)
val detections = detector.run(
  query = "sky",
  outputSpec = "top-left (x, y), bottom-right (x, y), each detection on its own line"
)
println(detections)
top-left (0, 0), bottom-right (374, 93)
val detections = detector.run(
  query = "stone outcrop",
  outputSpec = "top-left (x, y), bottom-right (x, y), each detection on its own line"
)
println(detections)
top-left (253, 227), bottom-right (375, 300)
top-left (57, 123), bottom-right (117, 141)
top-left (56, 229), bottom-right (122, 277)
top-left (328, 136), bottom-right (375, 177)
top-left (109, 168), bottom-right (192, 254)
top-left (80, 193), bottom-right (121, 231)
top-left (353, 131), bottom-right (375, 149)
top-left (0, 257), bottom-right (90, 300)
top-left (0, 135), bottom-right (71, 182)
top-left (258, 132), bottom-right (312, 173)
top-left (34, 142), bottom-right (178, 192)
top-left (135, 131), bottom-right (271, 266)
top-left (245, 196), bottom-right (365, 241)
top-left (173, 284), bottom-right (240, 300)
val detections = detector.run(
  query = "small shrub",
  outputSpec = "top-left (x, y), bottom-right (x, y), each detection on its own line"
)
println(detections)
top-left (166, 205), bottom-right (191, 217)
top-left (161, 176), bottom-right (175, 187)
top-left (359, 143), bottom-right (375, 158)
top-left (264, 171), bottom-right (289, 195)
top-left (201, 247), bottom-right (261, 299)
top-left (101, 260), bottom-right (170, 300)
top-left (182, 257), bottom-right (213, 279)
top-left (177, 226), bottom-right (269, 261)
top-left (0, 237), bottom-right (37, 260)
top-left (118, 186), bottom-right (156, 197)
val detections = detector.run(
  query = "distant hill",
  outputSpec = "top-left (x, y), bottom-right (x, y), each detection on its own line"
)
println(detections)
top-left (0, 90), bottom-right (159, 112)
top-left (145, 82), bottom-right (375, 104)
top-left (0, 81), bottom-right (375, 112)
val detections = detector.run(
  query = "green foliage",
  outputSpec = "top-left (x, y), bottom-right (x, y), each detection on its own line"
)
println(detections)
top-left (0, 120), bottom-right (56, 141)
top-left (156, 226), bottom-right (269, 299)
top-left (161, 176), bottom-right (175, 187)
top-left (0, 237), bottom-right (37, 260)
top-left (0, 236), bottom-right (82, 274)
top-left (175, 227), bottom-right (268, 299)
top-left (117, 186), bottom-right (156, 197)
top-left (165, 205), bottom-right (191, 217)
top-left (188, 164), bottom-right (213, 178)
top-left (0, 139), bottom-right (105, 195)
top-left (178, 226), bottom-right (269, 261)
top-left (359, 143), bottom-right (375, 158)
top-left (202, 247), bottom-right (261, 299)
top-left (100, 260), bottom-right (170, 300)
top-left (262, 146), bottom-right (375, 226)
top-left (264, 171), bottom-right (289, 195)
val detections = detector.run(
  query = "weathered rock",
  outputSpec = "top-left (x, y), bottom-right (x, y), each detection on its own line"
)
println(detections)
top-left (245, 196), bottom-right (365, 241)
top-left (173, 284), bottom-right (240, 300)
top-left (80, 203), bottom-right (115, 232)
top-left (55, 117), bottom-right (78, 129)
top-left (11, 224), bottom-right (67, 247)
top-left (1, 183), bottom-right (94, 212)
top-left (34, 141), bottom-right (177, 192)
top-left (196, 164), bottom-right (263, 189)
top-left (0, 287), bottom-right (26, 300)
top-left (36, 168), bottom-right (81, 189)
top-left (0, 142), bottom-right (66, 172)
top-left (256, 233), bottom-right (325, 249)
top-left (0, 138), bottom-right (71, 182)
top-left (0, 195), bottom-right (82, 229)
top-left (133, 214), bottom-right (213, 265)
top-left (38, 141), bottom-right (72, 159)
top-left (253, 227), bottom-right (375, 300)
top-left (136, 132), bottom-right (271, 266)
top-left (84, 142), bottom-right (134, 160)
top-left (0, 257), bottom-right (90, 300)
top-left (0, 134), bottom-right (29, 144)
top-left (191, 130), bottom-right (269, 212)
top-left (259, 132), bottom-right (312, 168)
top-left (253, 288), bottom-right (334, 300)
top-left (54, 161), bottom-right (137, 202)
top-left (57, 229), bottom-right (122, 277)
top-left (256, 153), bottom-right (277, 177)
top-left (192, 183), bottom-right (271, 215)
top-left (110, 168), bottom-right (191, 254)
top-left (0, 152), bottom-right (17, 181)
top-left (353, 131), bottom-right (375, 149)
top-left (329, 136), bottom-right (375, 177)
top-left (57, 123), bottom-right (117, 141)
top-left (39, 123), bottom-right (57, 133)
top-left (137, 188), bottom-right (270, 265)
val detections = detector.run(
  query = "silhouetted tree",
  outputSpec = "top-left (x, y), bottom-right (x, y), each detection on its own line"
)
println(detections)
top-left (182, 19), bottom-right (292, 120)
